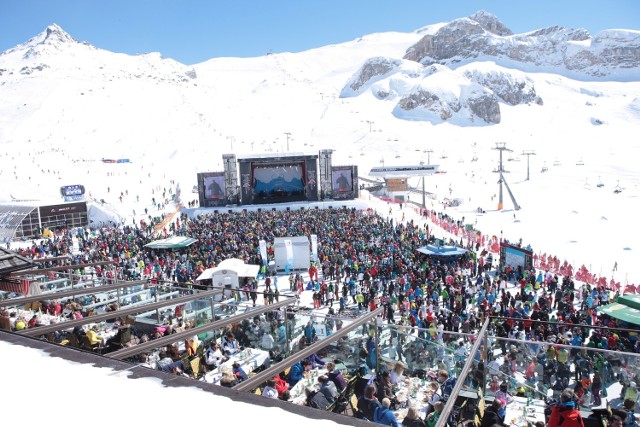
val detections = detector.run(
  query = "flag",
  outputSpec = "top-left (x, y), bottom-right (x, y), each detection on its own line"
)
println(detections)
top-left (285, 239), bottom-right (293, 266)
top-left (259, 240), bottom-right (268, 264)
top-left (310, 234), bottom-right (318, 263)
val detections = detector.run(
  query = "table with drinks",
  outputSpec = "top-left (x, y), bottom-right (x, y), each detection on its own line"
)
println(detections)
top-left (504, 396), bottom-right (546, 426)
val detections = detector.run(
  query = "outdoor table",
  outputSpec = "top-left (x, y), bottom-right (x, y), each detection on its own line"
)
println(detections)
top-left (202, 348), bottom-right (270, 385)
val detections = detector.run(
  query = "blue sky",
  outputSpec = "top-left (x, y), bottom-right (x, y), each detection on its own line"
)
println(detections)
top-left (1, 0), bottom-right (638, 65)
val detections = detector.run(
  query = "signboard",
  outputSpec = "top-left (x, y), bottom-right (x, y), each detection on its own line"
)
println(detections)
top-left (60, 185), bottom-right (85, 197)
top-left (499, 241), bottom-right (533, 271)
top-left (63, 195), bottom-right (85, 203)
top-left (386, 178), bottom-right (408, 192)
top-left (39, 202), bottom-right (87, 217)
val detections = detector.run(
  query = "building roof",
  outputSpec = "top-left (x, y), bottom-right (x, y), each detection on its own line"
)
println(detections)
top-left (0, 204), bottom-right (38, 243)
top-left (368, 164), bottom-right (440, 178)
top-left (599, 299), bottom-right (640, 326)
top-left (144, 236), bottom-right (198, 249)
top-left (417, 245), bottom-right (468, 256)
top-left (0, 247), bottom-right (33, 275)
top-left (195, 258), bottom-right (260, 281)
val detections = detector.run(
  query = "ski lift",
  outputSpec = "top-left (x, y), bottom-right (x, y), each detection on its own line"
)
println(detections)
top-left (596, 176), bottom-right (604, 188)
top-left (614, 180), bottom-right (623, 194)
top-left (553, 159), bottom-right (561, 167)
top-left (471, 155), bottom-right (478, 162)
top-left (541, 167), bottom-right (548, 173)
top-left (576, 158), bottom-right (585, 166)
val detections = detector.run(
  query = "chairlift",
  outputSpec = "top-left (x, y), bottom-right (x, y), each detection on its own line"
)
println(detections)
top-left (471, 156), bottom-right (478, 162)
top-left (614, 180), bottom-right (623, 194)
top-left (553, 159), bottom-right (561, 167)
top-left (596, 176), bottom-right (604, 188)
top-left (541, 167), bottom-right (548, 173)
top-left (576, 158), bottom-right (585, 166)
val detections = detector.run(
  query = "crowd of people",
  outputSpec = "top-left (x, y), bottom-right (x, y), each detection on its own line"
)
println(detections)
top-left (2, 202), bottom-right (640, 426)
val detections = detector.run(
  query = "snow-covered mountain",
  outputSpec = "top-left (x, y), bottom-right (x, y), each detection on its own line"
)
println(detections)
top-left (0, 12), bottom-right (640, 284)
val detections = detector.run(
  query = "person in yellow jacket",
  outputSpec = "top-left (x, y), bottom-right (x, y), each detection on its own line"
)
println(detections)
top-left (556, 347), bottom-right (569, 364)
top-left (85, 325), bottom-right (103, 346)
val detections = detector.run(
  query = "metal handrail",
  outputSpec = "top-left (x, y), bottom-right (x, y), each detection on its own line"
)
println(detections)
top-left (11, 260), bottom-right (116, 275)
top-left (234, 306), bottom-right (384, 392)
top-left (19, 289), bottom-right (224, 336)
top-left (436, 317), bottom-right (490, 427)
top-left (0, 279), bottom-right (149, 307)
top-left (109, 296), bottom-right (297, 359)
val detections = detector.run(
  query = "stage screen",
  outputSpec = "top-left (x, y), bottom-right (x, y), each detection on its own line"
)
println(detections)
top-left (332, 169), bottom-right (353, 194)
top-left (203, 174), bottom-right (225, 200)
top-left (253, 163), bottom-right (305, 199)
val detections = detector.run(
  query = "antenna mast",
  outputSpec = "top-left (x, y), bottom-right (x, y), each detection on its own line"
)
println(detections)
top-left (493, 142), bottom-right (521, 210)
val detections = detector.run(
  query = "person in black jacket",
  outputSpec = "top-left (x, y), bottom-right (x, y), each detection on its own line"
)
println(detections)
top-left (305, 386), bottom-right (330, 410)
top-left (376, 371), bottom-right (396, 405)
top-left (480, 399), bottom-right (505, 427)
top-left (358, 384), bottom-right (381, 421)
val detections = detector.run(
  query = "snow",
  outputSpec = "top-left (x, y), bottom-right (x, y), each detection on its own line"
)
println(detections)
top-left (0, 340), bottom-right (346, 427)
top-left (0, 17), bottom-right (639, 422)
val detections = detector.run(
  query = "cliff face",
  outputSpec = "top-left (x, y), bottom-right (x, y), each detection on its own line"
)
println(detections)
top-left (403, 12), bottom-right (640, 77)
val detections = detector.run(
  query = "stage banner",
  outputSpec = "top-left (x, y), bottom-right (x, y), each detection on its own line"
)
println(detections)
top-left (285, 239), bottom-right (294, 266)
top-left (310, 234), bottom-right (318, 262)
top-left (259, 240), bottom-right (268, 264)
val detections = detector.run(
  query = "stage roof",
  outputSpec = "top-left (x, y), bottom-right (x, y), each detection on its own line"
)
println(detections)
top-left (236, 152), bottom-right (317, 161)
top-left (368, 165), bottom-right (440, 178)
top-left (144, 236), bottom-right (198, 249)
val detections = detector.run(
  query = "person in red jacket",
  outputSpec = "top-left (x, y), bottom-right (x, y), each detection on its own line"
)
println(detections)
top-left (272, 374), bottom-right (289, 396)
top-left (548, 389), bottom-right (585, 427)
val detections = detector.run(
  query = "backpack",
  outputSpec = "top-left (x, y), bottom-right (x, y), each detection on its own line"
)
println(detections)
top-left (626, 410), bottom-right (639, 427)
top-left (441, 377), bottom-right (457, 402)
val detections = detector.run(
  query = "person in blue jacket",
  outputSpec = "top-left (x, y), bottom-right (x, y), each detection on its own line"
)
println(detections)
top-left (287, 359), bottom-right (311, 386)
top-left (304, 321), bottom-right (317, 345)
top-left (306, 352), bottom-right (326, 369)
top-left (373, 398), bottom-right (399, 427)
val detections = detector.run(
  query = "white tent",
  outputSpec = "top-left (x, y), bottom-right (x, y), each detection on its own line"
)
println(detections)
top-left (195, 258), bottom-right (260, 290)
top-left (273, 236), bottom-right (311, 271)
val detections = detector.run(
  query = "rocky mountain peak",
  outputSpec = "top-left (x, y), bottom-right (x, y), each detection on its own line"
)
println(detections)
top-left (37, 23), bottom-right (77, 47)
top-left (468, 10), bottom-right (513, 36)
